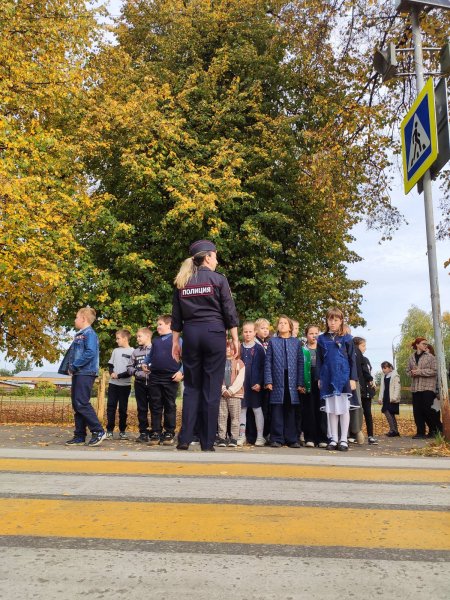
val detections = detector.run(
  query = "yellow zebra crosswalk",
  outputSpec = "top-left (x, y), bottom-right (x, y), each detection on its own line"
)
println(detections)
top-left (0, 454), bottom-right (449, 553)
top-left (0, 497), bottom-right (449, 550)
top-left (1, 449), bottom-right (450, 598)
top-left (0, 457), bottom-right (449, 483)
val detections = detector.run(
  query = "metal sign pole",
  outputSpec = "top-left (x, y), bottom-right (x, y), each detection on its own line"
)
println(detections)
top-left (411, 6), bottom-right (450, 437)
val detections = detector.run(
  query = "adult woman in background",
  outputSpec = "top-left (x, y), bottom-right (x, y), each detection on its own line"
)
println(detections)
top-left (407, 337), bottom-right (439, 439)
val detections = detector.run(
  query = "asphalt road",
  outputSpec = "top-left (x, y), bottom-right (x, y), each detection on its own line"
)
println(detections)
top-left (0, 430), bottom-right (449, 599)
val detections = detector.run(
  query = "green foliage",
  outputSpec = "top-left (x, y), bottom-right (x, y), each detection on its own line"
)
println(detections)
top-left (13, 386), bottom-right (32, 397)
top-left (395, 306), bottom-right (450, 386)
top-left (35, 381), bottom-right (57, 394)
top-left (0, 0), bottom-right (103, 362)
top-left (0, 385), bottom-right (71, 398)
top-left (3, 1), bottom-right (449, 365)
top-left (13, 358), bottom-right (33, 374)
top-left (65, 0), bottom-right (420, 357)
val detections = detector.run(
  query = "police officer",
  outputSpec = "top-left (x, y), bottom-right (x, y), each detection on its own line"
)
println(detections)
top-left (171, 240), bottom-right (239, 451)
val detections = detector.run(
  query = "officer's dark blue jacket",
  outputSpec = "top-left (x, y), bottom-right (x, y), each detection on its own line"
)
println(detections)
top-left (172, 266), bottom-right (239, 331)
top-left (58, 326), bottom-right (99, 376)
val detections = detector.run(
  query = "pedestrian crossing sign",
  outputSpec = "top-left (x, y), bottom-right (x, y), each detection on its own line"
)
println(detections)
top-left (401, 78), bottom-right (438, 194)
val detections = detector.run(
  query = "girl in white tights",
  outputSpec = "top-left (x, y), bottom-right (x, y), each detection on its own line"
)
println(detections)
top-left (316, 308), bottom-right (359, 451)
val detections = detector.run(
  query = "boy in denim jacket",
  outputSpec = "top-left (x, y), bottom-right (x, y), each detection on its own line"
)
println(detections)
top-left (59, 307), bottom-right (106, 447)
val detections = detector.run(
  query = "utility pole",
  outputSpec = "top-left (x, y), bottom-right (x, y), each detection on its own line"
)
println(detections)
top-left (406, 2), bottom-right (450, 437)
top-left (379, 1), bottom-right (450, 437)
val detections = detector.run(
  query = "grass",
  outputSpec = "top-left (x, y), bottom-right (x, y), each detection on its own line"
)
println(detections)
top-left (407, 431), bottom-right (450, 457)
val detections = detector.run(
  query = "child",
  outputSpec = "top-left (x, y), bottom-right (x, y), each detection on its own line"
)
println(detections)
top-left (142, 315), bottom-right (183, 445)
top-left (291, 319), bottom-right (300, 338)
top-left (301, 325), bottom-right (328, 448)
top-left (255, 318), bottom-right (271, 351)
top-left (317, 308), bottom-right (359, 452)
top-left (239, 321), bottom-right (266, 446)
top-left (254, 317), bottom-right (271, 438)
top-left (218, 341), bottom-right (245, 447)
top-left (378, 361), bottom-right (401, 437)
top-left (106, 329), bottom-right (134, 440)
top-left (59, 307), bottom-right (105, 447)
top-left (127, 327), bottom-right (153, 442)
top-left (353, 337), bottom-right (378, 444)
top-left (264, 315), bottom-right (305, 448)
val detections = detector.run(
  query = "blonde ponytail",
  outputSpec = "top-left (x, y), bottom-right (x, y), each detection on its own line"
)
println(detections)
top-left (174, 257), bottom-right (195, 289)
top-left (174, 251), bottom-right (210, 289)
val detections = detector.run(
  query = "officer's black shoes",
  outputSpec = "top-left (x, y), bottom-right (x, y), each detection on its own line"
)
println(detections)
top-left (176, 442), bottom-right (189, 450)
top-left (202, 447), bottom-right (215, 452)
top-left (270, 441), bottom-right (282, 448)
top-left (287, 442), bottom-right (301, 448)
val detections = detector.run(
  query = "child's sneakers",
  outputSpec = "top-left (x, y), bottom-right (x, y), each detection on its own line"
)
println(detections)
top-left (119, 432), bottom-right (129, 440)
top-left (161, 432), bottom-right (175, 446)
top-left (228, 438), bottom-right (237, 447)
top-left (148, 432), bottom-right (162, 446)
top-left (105, 431), bottom-right (114, 440)
top-left (217, 438), bottom-right (228, 447)
top-left (305, 441), bottom-right (315, 448)
top-left (136, 432), bottom-right (149, 443)
top-left (236, 436), bottom-right (246, 446)
top-left (368, 436), bottom-right (378, 445)
top-left (87, 431), bottom-right (107, 447)
top-left (254, 437), bottom-right (265, 447)
top-left (65, 437), bottom-right (86, 446)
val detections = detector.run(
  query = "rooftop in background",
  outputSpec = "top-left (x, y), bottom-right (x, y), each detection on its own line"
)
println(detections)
top-left (14, 371), bottom-right (69, 379)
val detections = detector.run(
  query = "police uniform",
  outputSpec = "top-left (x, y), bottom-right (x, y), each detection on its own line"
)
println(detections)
top-left (172, 240), bottom-right (239, 450)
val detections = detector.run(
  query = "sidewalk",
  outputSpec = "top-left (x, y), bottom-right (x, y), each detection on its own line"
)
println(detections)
top-left (0, 423), bottom-right (436, 458)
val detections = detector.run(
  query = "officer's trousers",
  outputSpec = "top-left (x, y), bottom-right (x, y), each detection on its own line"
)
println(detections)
top-left (178, 322), bottom-right (226, 450)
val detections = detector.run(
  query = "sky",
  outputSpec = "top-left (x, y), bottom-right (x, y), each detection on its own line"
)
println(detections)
top-left (347, 178), bottom-right (448, 371)
top-left (2, 1), bottom-right (448, 374)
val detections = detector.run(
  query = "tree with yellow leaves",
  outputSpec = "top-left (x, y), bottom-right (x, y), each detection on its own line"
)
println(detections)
top-left (70, 0), bottom-right (396, 347)
top-left (0, 0), bottom-right (101, 361)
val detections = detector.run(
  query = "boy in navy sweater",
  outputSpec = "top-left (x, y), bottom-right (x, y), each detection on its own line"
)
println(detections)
top-left (142, 315), bottom-right (183, 445)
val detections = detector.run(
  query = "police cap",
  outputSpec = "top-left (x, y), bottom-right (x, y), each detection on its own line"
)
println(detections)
top-left (189, 239), bottom-right (217, 256)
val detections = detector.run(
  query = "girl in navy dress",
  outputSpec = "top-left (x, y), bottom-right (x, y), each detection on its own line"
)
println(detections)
top-left (264, 315), bottom-right (305, 448)
top-left (254, 317), bottom-right (271, 438)
top-left (317, 308), bottom-right (359, 451)
top-left (239, 321), bottom-right (265, 446)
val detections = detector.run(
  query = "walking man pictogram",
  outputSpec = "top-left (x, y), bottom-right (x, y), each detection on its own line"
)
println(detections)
top-left (412, 121), bottom-right (426, 162)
